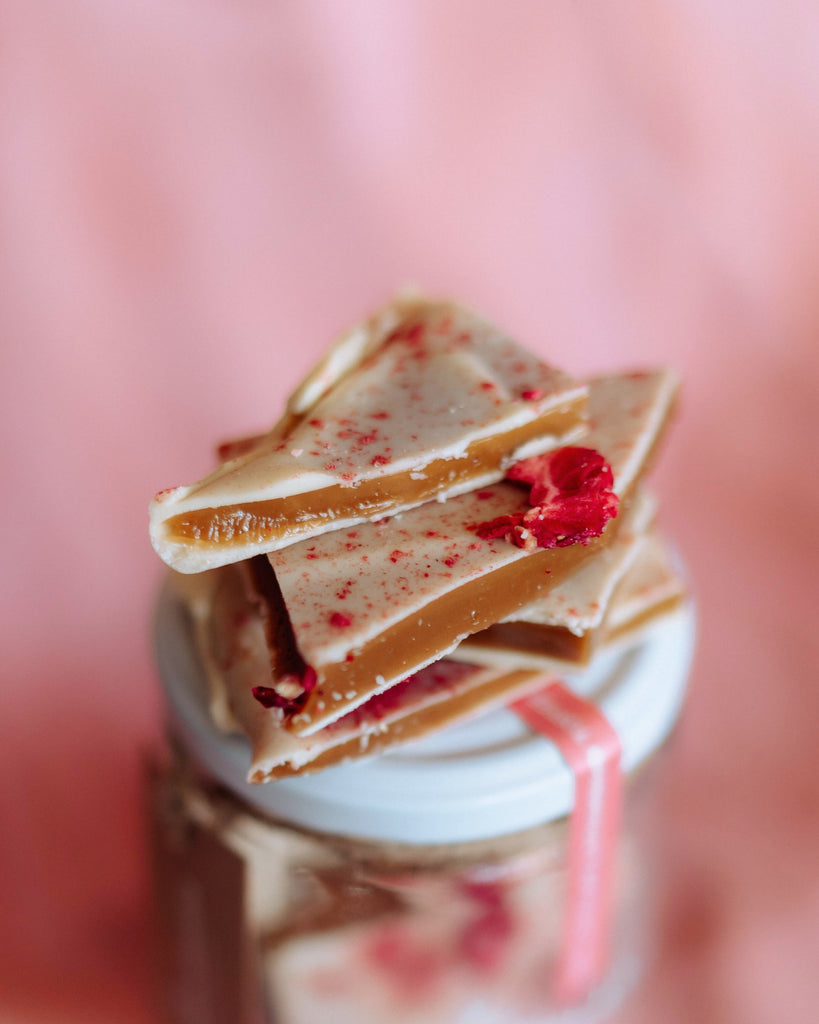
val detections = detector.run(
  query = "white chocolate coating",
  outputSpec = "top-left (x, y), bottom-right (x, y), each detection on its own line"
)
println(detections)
top-left (181, 521), bottom-right (685, 780)
top-left (604, 529), bottom-right (687, 639)
top-left (501, 490), bottom-right (655, 635)
top-left (235, 656), bottom-right (542, 780)
top-left (149, 295), bottom-right (586, 572)
top-left (272, 371), bottom-right (677, 684)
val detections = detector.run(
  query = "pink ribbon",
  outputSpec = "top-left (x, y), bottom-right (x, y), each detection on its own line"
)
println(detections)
top-left (511, 681), bottom-right (623, 1003)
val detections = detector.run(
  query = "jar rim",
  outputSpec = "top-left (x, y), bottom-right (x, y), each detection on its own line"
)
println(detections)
top-left (155, 587), bottom-right (695, 845)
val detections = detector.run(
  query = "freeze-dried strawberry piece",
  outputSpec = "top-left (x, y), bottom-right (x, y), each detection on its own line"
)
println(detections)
top-left (474, 447), bottom-right (618, 551)
top-left (508, 446), bottom-right (615, 503)
top-left (251, 686), bottom-right (304, 712)
top-left (251, 666), bottom-right (317, 710)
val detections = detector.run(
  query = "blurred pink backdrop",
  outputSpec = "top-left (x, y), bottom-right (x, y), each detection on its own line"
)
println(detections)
top-left (2, 2), bottom-right (817, 1021)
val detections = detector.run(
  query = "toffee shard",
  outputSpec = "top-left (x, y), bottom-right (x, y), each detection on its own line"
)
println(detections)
top-left (175, 512), bottom-right (683, 780)
top-left (453, 491), bottom-right (658, 669)
top-left (149, 294), bottom-right (587, 573)
top-left (267, 369), bottom-right (678, 736)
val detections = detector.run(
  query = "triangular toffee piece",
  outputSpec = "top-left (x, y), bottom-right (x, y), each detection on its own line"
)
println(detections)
top-left (248, 526), bottom-right (688, 778)
top-left (180, 523), bottom-right (686, 781)
top-left (601, 528), bottom-right (688, 647)
top-left (264, 369), bottom-right (677, 735)
top-left (452, 523), bottom-right (688, 674)
top-left (150, 296), bottom-right (587, 572)
top-left (453, 490), bottom-right (656, 668)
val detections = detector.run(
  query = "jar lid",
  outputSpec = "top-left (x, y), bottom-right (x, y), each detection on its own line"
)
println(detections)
top-left (156, 587), bottom-right (695, 845)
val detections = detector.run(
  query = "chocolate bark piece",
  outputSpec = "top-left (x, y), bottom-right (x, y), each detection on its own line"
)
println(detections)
top-left (453, 490), bottom-right (656, 669)
top-left (452, 523), bottom-right (685, 672)
top-left (266, 370), bottom-right (678, 736)
top-left (180, 528), bottom-right (686, 781)
top-left (167, 568), bottom-right (241, 732)
top-left (179, 565), bottom-right (547, 779)
top-left (149, 295), bottom-right (587, 573)
top-left (211, 594), bottom-right (548, 779)
top-left (601, 529), bottom-right (687, 647)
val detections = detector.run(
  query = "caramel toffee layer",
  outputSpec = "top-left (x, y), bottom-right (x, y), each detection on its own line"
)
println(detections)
top-left (183, 524), bottom-right (686, 781)
top-left (452, 491), bottom-right (656, 670)
top-left (274, 511), bottom-right (620, 736)
top-left (450, 526), bottom-right (686, 673)
top-left (266, 372), bottom-right (676, 735)
top-left (263, 668), bottom-right (545, 781)
top-left (150, 295), bottom-right (588, 572)
top-left (462, 621), bottom-right (594, 667)
top-left (604, 594), bottom-right (686, 647)
top-left (602, 529), bottom-right (688, 645)
top-left (162, 403), bottom-right (585, 550)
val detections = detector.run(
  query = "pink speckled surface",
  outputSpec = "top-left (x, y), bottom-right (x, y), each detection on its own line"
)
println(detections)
top-left (1, 2), bottom-right (817, 1021)
top-left (148, 295), bottom-right (586, 572)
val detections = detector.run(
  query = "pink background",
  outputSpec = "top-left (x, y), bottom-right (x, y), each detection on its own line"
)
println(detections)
top-left (2, 2), bottom-right (817, 1021)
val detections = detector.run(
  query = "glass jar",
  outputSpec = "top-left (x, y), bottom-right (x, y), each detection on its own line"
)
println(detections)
top-left (149, 587), bottom-right (695, 1024)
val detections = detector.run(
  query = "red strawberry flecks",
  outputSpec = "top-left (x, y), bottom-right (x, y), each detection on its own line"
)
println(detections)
top-left (458, 882), bottom-right (515, 972)
top-left (251, 665), bottom-right (318, 711)
top-left (507, 445), bottom-right (614, 502)
top-left (251, 686), bottom-right (304, 712)
top-left (216, 436), bottom-right (260, 462)
top-left (473, 447), bottom-right (618, 551)
top-left (300, 666), bottom-right (318, 692)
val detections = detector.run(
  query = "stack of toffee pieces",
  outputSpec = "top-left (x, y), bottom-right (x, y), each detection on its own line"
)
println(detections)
top-left (150, 295), bottom-right (686, 781)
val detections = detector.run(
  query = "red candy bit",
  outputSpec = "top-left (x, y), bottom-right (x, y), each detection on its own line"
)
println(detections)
top-left (251, 685), bottom-right (305, 712)
top-left (371, 454), bottom-right (390, 467)
top-left (457, 882), bottom-right (514, 972)
top-left (474, 497), bottom-right (618, 551)
top-left (216, 435), bottom-right (261, 461)
top-left (474, 514), bottom-right (524, 545)
top-left (252, 666), bottom-right (317, 711)
top-left (329, 611), bottom-right (352, 628)
top-left (508, 446), bottom-right (615, 505)
top-left (521, 387), bottom-right (544, 401)
top-left (384, 322), bottom-right (426, 350)
top-left (251, 686), bottom-right (286, 709)
top-left (364, 926), bottom-right (444, 999)
top-left (473, 447), bottom-right (618, 551)
top-left (308, 418), bottom-right (326, 429)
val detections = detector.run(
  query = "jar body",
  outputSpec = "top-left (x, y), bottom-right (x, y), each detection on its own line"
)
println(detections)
top-left (149, 738), bottom-right (658, 1024)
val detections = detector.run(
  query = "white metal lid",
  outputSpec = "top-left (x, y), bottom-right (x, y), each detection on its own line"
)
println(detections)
top-left (155, 588), bottom-right (695, 845)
